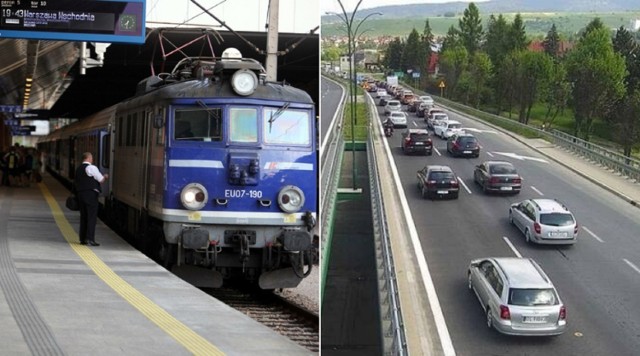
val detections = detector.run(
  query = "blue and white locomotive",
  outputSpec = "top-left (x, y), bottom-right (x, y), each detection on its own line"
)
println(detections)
top-left (39, 49), bottom-right (317, 289)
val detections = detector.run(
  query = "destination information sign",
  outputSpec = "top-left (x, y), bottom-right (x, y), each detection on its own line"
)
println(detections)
top-left (0, 0), bottom-right (145, 44)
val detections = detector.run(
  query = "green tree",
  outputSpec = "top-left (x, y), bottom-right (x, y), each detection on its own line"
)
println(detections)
top-left (383, 37), bottom-right (404, 71)
top-left (441, 25), bottom-right (460, 54)
top-left (509, 13), bottom-right (529, 51)
top-left (613, 26), bottom-right (640, 92)
top-left (484, 14), bottom-right (510, 66)
top-left (439, 44), bottom-right (469, 99)
top-left (541, 61), bottom-right (571, 128)
top-left (401, 28), bottom-right (427, 73)
top-left (322, 46), bottom-right (342, 62)
top-left (458, 2), bottom-right (483, 54)
top-left (511, 51), bottom-right (554, 124)
top-left (610, 89), bottom-right (640, 157)
top-left (542, 23), bottom-right (561, 59)
top-left (421, 19), bottom-right (435, 86)
top-left (466, 51), bottom-right (493, 108)
top-left (492, 52), bottom-right (519, 117)
top-left (581, 18), bottom-right (605, 39)
top-left (565, 27), bottom-right (627, 140)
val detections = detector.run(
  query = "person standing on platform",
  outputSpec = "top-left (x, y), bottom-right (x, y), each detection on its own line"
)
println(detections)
top-left (74, 152), bottom-right (108, 246)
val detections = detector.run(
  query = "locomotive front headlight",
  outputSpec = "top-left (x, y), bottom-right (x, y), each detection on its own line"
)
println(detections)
top-left (180, 183), bottom-right (208, 210)
top-left (277, 185), bottom-right (305, 213)
top-left (231, 69), bottom-right (258, 96)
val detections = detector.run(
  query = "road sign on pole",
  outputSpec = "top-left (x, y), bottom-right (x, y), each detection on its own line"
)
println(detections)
top-left (439, 80), bottom-right (446, 97)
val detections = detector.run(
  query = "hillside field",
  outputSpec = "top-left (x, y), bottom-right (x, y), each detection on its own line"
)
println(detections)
top-left (321, 12), bottom-right (640, 39)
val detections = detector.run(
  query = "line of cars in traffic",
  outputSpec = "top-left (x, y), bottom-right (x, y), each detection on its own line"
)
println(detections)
top-left (367, 79), bottom-right (577, 336)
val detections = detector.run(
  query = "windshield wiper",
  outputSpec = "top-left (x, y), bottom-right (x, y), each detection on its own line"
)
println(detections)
top-left (268, 102), bottom-right (290, 132)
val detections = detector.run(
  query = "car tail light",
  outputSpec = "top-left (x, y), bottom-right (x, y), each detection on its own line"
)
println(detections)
top-left (499, 305), bottom-right (511, 320)
top-left (427, 180), bottom-right (436, 186)
top-left (512, 178), bottom-right (522, 184)
top-left (489, 177), bottom-right (500, 184)
top-left (534, 222), bottom-right (541, 234)
top-left (405, 137), bottom-right (411, 144)
top-left (453, 141), bottom-right (460, 150)
top-left (451, 180), bottom-right (459, 187)
top-left (574, 224), bottom-right (579, 234)
top-left (559, 306), bottom-right (566, 320)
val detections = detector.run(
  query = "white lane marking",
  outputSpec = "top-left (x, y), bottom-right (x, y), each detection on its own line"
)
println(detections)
top-left (320, 76), bottom-right (347, 154)
top-left (582, 226), bottom-right (604, 243)
top-left (623, 259), bottom-right (640, 275)
top-left (531, 186), bottom-right (544, 196)
top-left (492, 152), bottom-right (548, 163)
top-left (486, 151), bottom-right (494, 157)
top-left (463, 127), bottom-right (498, 134)
top-left (374, 94), bottom-right (456, 356)
top-left (457, 177), bottom-right (472, 194)
top-left (413, 121), bottom-right (418, 127)
top-left (433, 147), bottom-right (441, 156)
top-left (502, 236), bottom-right (523, 258)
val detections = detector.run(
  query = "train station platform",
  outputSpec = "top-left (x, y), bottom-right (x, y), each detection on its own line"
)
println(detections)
top-left (0, 175), bottom-right (311, 355)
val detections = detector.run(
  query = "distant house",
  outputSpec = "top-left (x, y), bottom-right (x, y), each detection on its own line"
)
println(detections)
top-left (354, 49), bottom-right (380, 70)
top-left (632, 19), bottom-right (640, 31)
top-left (427, 53), bottom-right (439, 76)
top-left (528, 40), bottom-right (574, 55)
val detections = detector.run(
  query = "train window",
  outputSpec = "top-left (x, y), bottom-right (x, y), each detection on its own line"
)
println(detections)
top-left (174, 107), bottom-right (222, 141)
top-left (229, 107), bottom-right (257, 143)
top-left (156, 108), bottom-right (166, 145)
top-left (263, 108), bottom-right (310, 145)
top-left (117, 116), bottom-right (124, 147)
top-left (102, 134), bottom-right (110, 168)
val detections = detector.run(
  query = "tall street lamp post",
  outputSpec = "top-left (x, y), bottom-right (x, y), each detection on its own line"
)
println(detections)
top-left (332, 0), bottom-right (381, 190)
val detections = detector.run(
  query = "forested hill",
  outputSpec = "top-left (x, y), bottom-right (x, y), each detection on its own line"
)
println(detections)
top-left (322, 0), bottom-right (639, 21)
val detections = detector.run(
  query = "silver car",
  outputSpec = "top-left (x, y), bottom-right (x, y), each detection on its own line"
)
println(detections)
top-left (384, 100), bottom-right (402, 115)
top-left (509, 199), bottom-right (578, 245)
top-left (468, 257), bottom-right (567, 336)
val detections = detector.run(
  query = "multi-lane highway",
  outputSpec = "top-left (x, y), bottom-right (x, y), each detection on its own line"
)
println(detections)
top-left (320, 77), bottom-right (343, 146)
top-left (372, 93), bottom-right (640, 355)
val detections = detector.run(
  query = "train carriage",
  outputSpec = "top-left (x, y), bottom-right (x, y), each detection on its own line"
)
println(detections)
top-left (39, 50), bottom-right (316, 289)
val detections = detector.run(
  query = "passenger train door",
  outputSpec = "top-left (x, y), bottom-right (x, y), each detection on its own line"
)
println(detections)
top-left (99, 130), bottom-right (111, 199)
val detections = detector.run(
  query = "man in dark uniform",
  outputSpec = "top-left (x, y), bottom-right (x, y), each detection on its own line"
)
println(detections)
top-left (74, 152), bottom-right (108, 246)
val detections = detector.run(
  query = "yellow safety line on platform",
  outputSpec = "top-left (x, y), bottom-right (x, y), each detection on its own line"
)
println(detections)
top-left (38, 184), bottom-right (225, 356)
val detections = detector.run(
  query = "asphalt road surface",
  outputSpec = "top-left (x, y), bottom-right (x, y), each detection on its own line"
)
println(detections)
top-left (372, 93), bottom-right (640, 356)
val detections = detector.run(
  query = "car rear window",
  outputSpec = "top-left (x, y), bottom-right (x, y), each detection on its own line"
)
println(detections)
top-left (458, 137), bottom-right (477, 144)
top-left (490, 164), bottom-right (516, 174)
top-left (508, 288), bottom-right (558, 306)
top-left (428, 171), bottom-right (454, 180)
top-left (411, 133), bottom-right (430, 141)
top-left (540, 213), bottom-right (575, 226)
top-left (448, 124), bottom-right (462, 129)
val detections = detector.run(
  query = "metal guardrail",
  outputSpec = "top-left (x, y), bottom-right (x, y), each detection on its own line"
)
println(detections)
top-left (320, 76), bottom-right (346, 302)
top-left (550, 129), bottom-right (640, 183)
top-left (364, 93), bottom-right (407, 356)
top-left (401, 81), bottom-right (640, 184)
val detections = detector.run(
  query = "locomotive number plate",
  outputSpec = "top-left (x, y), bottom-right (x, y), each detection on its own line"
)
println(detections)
top-left (188, 212), bottom-right (202, 221)
top-left (283, 214), bottom-right (296, 223)
top-left (224, 189), bottom-right (264, 199)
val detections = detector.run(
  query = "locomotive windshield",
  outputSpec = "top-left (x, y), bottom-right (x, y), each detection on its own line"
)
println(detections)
top-left (174, 107), bottom-right (222, 141)
top-left (263, 107), bottom-right (310, 145)
top-left (229, 108), bottom-right (258, 143)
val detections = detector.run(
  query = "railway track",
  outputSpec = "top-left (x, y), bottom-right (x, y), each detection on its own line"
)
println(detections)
top-left (203, 285), bottom-right (319, 352)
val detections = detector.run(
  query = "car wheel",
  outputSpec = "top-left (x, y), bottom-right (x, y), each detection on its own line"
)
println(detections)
top-left (452, 192), bottom-right (459, 199)
top-left (525, 229), bottom-right (532, 243)
top-left (486, 309), bottom-right (493, 329)
top-left (509, 210), bottom-right (514, 225)
top-left (421, 186), bottom-right (427, 199)
top-left (482, 182), bottom-right (488, 194)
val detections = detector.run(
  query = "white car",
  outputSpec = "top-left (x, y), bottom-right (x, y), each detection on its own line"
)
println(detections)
top-left (384, 100), bottom-right (402, 115)
top-left (376, 89), bottom-right (388, 98)
top-left (387, 112), bottom-right (407, 127)
top-left (434, 120), bottom-right (463, 139)
top-left (429, 112), bottom-right (449, 129)
top-left (418, 95), bottom-right (434, 107)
